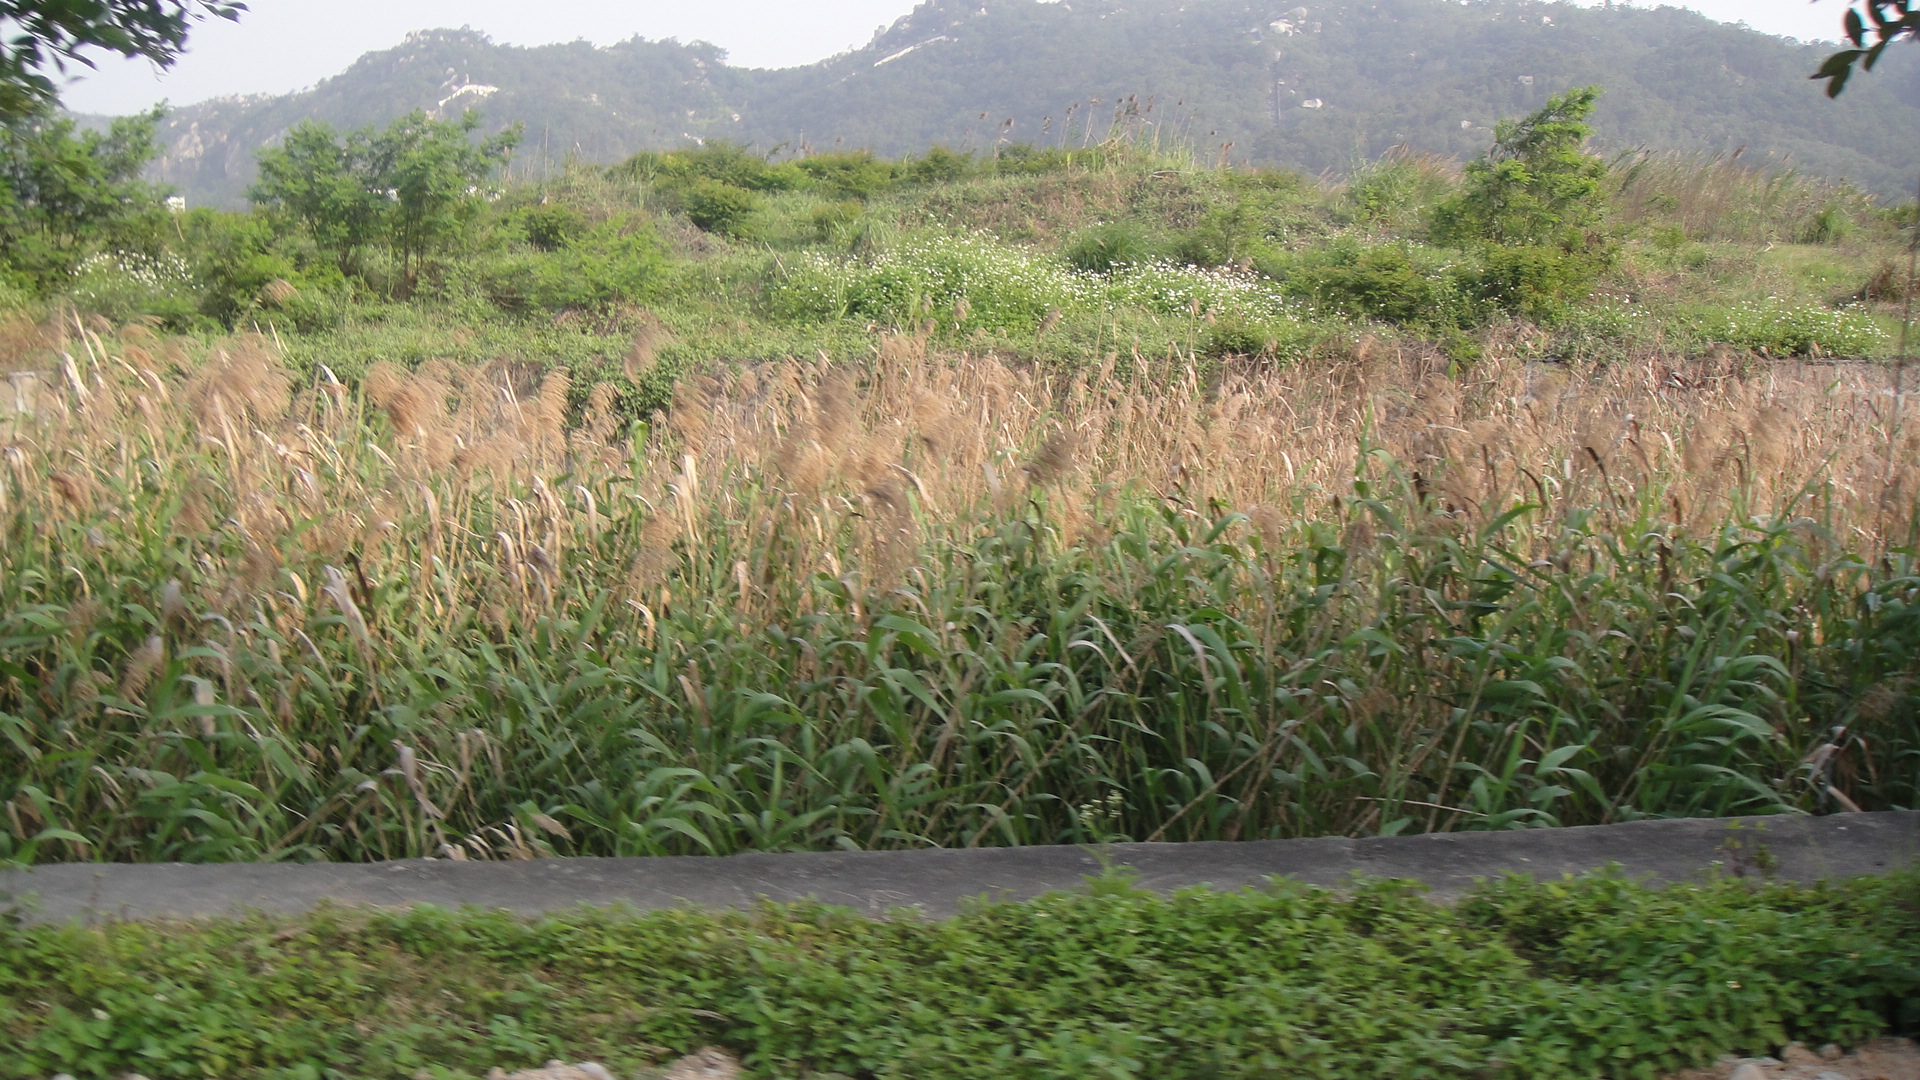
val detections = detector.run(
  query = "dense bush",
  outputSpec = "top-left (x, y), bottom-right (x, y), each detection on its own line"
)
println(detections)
top-left (1425, 87), bottom-right (1614, 324)
top-left (614, 142), bottom-right (806, 195)
top-left (678, 178), bottom-right (764, 239)
top-left (479, 216), bottom-right (667, 312)
top-left (510, 202), bottom-right (589, 252)
top-left (1429, 88), bottom-right (1610, 251)
top-left (795, 150), bottom-right (904, 201)
top-left (0, 870), bottom-right (1913, 1079)
top-left (1470, 244), bottom-right (1606, 323)
top-left (907, 144), bottom-right (977, 183)
top-left (1283, 242), bottom-right (1446, 324)
top-left (1065, 221), bottom-right (1159, 273)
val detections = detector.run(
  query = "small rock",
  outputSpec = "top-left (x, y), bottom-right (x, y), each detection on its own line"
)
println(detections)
top-left (1730, 1064), bottom-right (1769, 1080)
top-left (1784, 1043), bottom-right (1823, 1067)
top-left (51, 1074), bottom-right (77, 1080)
top-left (489, 1063), bottom-right (618, 1080)
top-left (661, 1047), bottom-right (742, 1080)
top-left (1817, 1044), bottom-right (1844, 1061)
top-left (1812, 1072), bottom-right (1847, 1080)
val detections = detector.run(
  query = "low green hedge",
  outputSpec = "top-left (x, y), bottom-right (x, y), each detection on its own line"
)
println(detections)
top-left (1, 869), bottom-right (1915, 1080)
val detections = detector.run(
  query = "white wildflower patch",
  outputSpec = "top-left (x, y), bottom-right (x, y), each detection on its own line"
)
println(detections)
top-left (773, 233), bottom-right (1315, 341)
top-left (72, 250), bottom-right (195, 290)
top-left (775, 232), bottom-right (1094, 332)
top-left (1105, 261), bottom-right (1298, 320)
top-left (68, 250), bottom-right (199, 320)
top-left (1697, 298), bottom-right (1889, 357)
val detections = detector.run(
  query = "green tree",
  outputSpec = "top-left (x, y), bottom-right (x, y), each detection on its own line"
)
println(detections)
top-left (0, 1), bottom-right (244, 119)
top-left (249, 121), bottom-right (382, 274)
top-left (251, 110), bottom-right (520, 295)
top-left (1814, 0), bottom-right (1919, 96)
top-left (1428, 88), bottom-right (1612, 323)
top-left (1430, 87), bottom-right (1608, 250)
top-left (0, 105), bottom-right (166, 286)
top-left (367, 112), bottom-right (521, 292)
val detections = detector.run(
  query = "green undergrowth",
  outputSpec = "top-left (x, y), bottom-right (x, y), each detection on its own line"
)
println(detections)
top-left (23, 105), bottom-right (1916, 397)
top-left (8, 483), bottom-right (1920, 864)
top-left (0, 868), bottom-right (1914, 1080)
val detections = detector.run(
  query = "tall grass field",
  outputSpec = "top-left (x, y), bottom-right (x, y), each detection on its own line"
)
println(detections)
top-left (1, 308), bottom-right (1916, 864)
top-left (3, 93), bottom-right (1920, 866)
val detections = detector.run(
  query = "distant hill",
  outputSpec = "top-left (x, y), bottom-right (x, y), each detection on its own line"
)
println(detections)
top-left (133, 0), bottom-right (1920, 208)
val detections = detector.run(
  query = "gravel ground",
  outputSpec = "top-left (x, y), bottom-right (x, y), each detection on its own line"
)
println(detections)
top-left (477, 1040), bottom-right (1920, 1080)
top-left (487, 1048), bottom-right (740, 1080)
top-left (48, 1038), bottom-right (1919, 1080)
top-left (1671, 1040), bottom-right (1920, 1080)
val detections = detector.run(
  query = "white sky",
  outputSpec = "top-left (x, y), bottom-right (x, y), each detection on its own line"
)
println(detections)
top-left (57, 0), bottom-right (1851, 116)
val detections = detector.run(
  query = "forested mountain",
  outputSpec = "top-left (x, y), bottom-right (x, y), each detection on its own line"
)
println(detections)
top-left (135, 0), bottom-right (1920, 207)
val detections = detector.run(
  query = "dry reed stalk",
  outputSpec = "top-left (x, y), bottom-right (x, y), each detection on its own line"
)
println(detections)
top-left (4, 320), bottom-right (1916, 673)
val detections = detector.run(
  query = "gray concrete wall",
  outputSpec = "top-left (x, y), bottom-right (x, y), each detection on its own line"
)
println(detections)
top-left (3, 812), bottom-right (1915, 925)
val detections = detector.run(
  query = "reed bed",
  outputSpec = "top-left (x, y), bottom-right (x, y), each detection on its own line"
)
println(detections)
top-left (1, 318), bottom-right (1916, 863)
top-left (1610, 150), bottom-right (1883, 243)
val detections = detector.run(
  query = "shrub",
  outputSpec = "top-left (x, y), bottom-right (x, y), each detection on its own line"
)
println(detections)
top-left (513, 202), bottom-right (588, 251)
top-left (796, 150), bottom-right (904, 200)
top-left (809, 200), bottom-right (866, 245)
top-left (180, 209), bottom-right (348, 329)
top-left (1798, 203), bottom-right (1856, 244)
top-left (478, 216), bottom-right (666, 312)
top-left (1348, 152), bottom-right (1456, 227)
top-left (1302, 244), bottom-right (1434, 322)
top-left (1201, 311), bottom-right (1312, 359)
top-left (1165, 204), bottom-right (1265, 268)
top-left (616, 141), bottom-right (805, 194)
top-left (680, 178), bottom-right (764, 239)
top-left (530, 219), bottom-right (666, 310)
top-left (611, 142), bottom-right (806, 239)
top-left (907, 145), bottom-right (976, 184)
top-left (1429, 87), bottom-right (1610, 250)
top-left (1064, 221), bottom-right (1159, 272)
top-left (1471, 245), bottom-right (1606, 323)
top-left (1282, 242), bottom-right (1470, 325)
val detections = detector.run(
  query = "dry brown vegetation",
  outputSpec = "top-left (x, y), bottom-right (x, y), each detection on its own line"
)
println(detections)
top-left (1, 311), bottom-right (1917, 861)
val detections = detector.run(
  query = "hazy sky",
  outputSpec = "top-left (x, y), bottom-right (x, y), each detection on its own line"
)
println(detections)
top-left (57, 0), bottom-right (1853, 115)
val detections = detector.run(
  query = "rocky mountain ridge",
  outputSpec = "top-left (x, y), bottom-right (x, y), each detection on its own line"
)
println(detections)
top-left (120, 0), bottom-right (1920, 207)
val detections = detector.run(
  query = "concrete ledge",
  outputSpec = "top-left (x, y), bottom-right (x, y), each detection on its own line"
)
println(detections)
top-left (3, 812), bottom-right (1915, 925)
